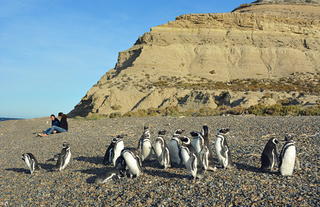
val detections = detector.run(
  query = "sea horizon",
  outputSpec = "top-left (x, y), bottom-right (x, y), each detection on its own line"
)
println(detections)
top-left (0, 117), bottom-right (24, 122)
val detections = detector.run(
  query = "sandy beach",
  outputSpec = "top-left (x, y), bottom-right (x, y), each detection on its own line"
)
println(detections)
top-left (0, 116), bottom-right (319, 206)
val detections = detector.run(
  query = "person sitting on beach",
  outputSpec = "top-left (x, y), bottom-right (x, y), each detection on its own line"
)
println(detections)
top-left (58, 112), bottom-right (68, 131)
top-left (38, 113), bottom-right (67, 137)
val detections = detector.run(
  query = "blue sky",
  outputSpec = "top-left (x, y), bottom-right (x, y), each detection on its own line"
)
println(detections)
top-left (0, 0), bottom-right (250, 118)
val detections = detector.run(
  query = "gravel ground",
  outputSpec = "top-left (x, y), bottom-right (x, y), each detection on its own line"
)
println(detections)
top-left (0, 116), bottom-right (319, 206)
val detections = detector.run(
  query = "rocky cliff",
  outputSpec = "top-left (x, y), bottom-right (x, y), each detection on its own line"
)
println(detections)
top-left (69, 2), bottom-right (320, 117)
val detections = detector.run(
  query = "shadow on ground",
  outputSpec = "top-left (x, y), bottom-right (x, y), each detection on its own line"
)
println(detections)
top-left (40, 163), bottom-right (56, 171)
top-left (5, 168), bottom-right (30, 174)
top-left (76, 166), bottom-right (114, 183)
top-left (145, 168), bottom-right (188, 179)
top-left (74, 156), bottom-right (103, 165)
top-left (235, 162), bottom-right (278, 175)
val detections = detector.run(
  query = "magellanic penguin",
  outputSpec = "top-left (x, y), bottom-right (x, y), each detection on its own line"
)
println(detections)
top-left (21, 153), bottom-right (40, 174)
top-left (215, 128), bottom-right (233, 169)
top-left (56, 142), bottom-right (71, 171)
top-left (167, 129), bottom-right (184, 166)
top-left (121, 148), bottom-right (143, 178)
top-left (179, 136), bottom-right (199, 179)
top-left (191, 126), bottom-right (216, 172)
top-left (279, 139), bottom-right (296, 176)
top-left (95, 156), bottom-right (126, 184)
top-left (261, 137), bottom-right (279, 172)
top-left (153, 130), bottom-right (171, 169)
top-left (103, 135), bottom-right (125, 166)
top-left (138, 126), bottom-right (152, 161)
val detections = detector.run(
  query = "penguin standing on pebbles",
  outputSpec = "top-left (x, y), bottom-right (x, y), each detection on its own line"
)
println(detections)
top-left (179, 136), bottom-right (200, 179)
top-left (261, 138), bottom-right (279, 172)
top-left (138, 126), bottom-right (152, 161)
top-left (153, 130), bottom-right (171, 169)
top-left (103, 135), bottom-right (124, 166)
top-left (21, 153), bottom-right (40, 174)
top-left (190, 131), bottom-right (204, 155)
top-left (167, 129), bottom-right (184, 166)
top-left (56, 142), bottom-right (71, 171)
top-left (121, 149), bottom-right (143, 178)
top-left (191, 126), bottom-right (216, 172)
top-left (215, 128), bottom-right (233, 169)
top-left (279, 136), bottom-right (296, 176)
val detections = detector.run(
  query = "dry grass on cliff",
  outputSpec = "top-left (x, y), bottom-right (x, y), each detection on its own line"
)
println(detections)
top-left (110, 104), bottom-right (320, 118)
top-left (152, 73), bottom-right (320, 95)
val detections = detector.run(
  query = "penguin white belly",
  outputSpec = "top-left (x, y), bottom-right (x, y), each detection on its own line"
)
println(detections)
top-left (200, 147), bottom-right (209, 170)
top-left (123, 152), bottom-right (140, 176)
top-left (280, 147), bottom-right (296, 176)
top-left (186, 154), bottom-right (197, 178)
top-left (25, 158), bottom-right (32, 171)
top-left (113, 142), bottom-right (124, 165)
top-left (163, 148), bottom-right (171, 168)
top-left (215, 140), bottom-right (224, 163)
top-left (142, 140), bottom-right (152, 160)
top-left (154, 141), bottom-right (163, 159)
top-left (180, 148), bottom-right (190, 166)
top-left (222, 151), bottom-right (229, 168)
top-left (191, 139), bottom-right (201, 154)
top-left (61, 151), bottom-right (71, 170)
top-left (168, 140), bottom-right (180, 164)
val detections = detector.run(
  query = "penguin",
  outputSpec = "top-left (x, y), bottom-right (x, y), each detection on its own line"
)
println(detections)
top-left (95, 155), bottom-right (128, 184)
top-left (121, 149), bottom-right (143, 178)
top-left (279, 139), bottom-right (296, 176)
top-left (21, 153), bottom-right (40, 174)
top-left (114, 155), bottom-right (127, 178)
top-left (56, 142), bottom-right (71, 171)
top-left (103, 135), bottom-right (124, 166)
top-left (138, 126), bottom-right (152, 161)
top-left (167, 129), bottom-right (184, 166)
top-left (260, 137), bottom-right (279, 172)
top-left (95, 171), bottom-right (118, 184)
top-left (215, 128), bottom-right (233, 169)
top-left (153, 130), bottom-right (171, 169)
top-left (190, 131), bottom-right (204, 155)
top-left (196, 125), bottom-right (216, 171)
top-left (179, 136), bottom-right (199, 179)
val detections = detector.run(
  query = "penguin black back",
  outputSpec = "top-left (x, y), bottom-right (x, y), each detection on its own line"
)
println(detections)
top-left (261, 138), bottom-right (279, 172)
top-left (103, 138), bottom-right (117, 165)
top-left (202, 125), bottom-right (209, 146)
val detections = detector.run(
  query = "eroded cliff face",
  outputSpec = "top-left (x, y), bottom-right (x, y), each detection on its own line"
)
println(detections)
top-left (69, 3), bottom-right (320, 117)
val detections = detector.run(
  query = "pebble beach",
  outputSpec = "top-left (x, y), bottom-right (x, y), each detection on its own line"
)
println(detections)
top-left (0, 116), bottom-right (319, 206)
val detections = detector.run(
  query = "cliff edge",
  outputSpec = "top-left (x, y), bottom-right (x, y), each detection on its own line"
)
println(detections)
top-left (69, 2), bottom-right (320, 117)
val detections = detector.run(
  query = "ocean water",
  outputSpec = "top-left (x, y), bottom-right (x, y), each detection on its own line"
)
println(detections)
top-left (0, 118), bottom-right (22, 122)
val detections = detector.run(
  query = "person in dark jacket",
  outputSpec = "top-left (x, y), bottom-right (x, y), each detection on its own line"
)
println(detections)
top-left (58, 112), bottom-right (68, 131)
top-left (38, 114), bottom-right (67, 137)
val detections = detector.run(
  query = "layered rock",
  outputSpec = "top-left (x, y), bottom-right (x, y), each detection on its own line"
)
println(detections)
top-left (69, 2), bottom-right (320, 117)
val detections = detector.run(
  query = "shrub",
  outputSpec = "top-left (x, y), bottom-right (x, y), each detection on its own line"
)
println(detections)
top-left (109, 112), bottom-right (122, 118)
top-left (111, 105), bottom-right (122, 110)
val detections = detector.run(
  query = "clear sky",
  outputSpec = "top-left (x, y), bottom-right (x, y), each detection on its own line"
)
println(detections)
top-left (0, 0), bottom-right (251, 118)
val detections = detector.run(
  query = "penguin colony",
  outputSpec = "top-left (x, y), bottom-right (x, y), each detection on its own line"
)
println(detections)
top-left (21, 126), bottom-right (298, 182)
